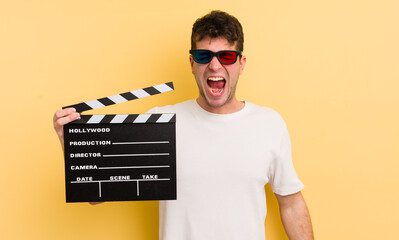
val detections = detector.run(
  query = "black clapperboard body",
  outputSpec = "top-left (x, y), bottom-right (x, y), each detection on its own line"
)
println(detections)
top-left (63, 82), bottom-right (176, 202)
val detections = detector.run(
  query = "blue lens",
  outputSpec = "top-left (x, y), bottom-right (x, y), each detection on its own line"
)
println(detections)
top-left (194, 50), bottom-right (212, 63)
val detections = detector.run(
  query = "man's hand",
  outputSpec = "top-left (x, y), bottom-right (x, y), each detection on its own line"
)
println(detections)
top-left (275, 191), bottom-right (314, 240)
top-left (53, 108), bottom-right (103, 205)
top-left (53, 107), bottom-right (80, 150)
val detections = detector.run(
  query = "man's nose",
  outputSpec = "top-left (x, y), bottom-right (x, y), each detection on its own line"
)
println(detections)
top-left (208, 56), bottom-right (222, 71)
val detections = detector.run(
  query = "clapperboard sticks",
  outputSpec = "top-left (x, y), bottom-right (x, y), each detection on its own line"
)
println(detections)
top-left (63, 82), bottom-right (176, 202)
top-left (63, 81), bottom-right (174, 113)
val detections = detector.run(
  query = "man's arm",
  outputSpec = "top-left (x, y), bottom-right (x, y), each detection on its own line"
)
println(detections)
top-left (275, 191), bottom-right (314, 240)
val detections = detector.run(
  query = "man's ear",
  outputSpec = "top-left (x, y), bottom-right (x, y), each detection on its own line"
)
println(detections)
top-left (239, 55), bottom-right (247, 75)
top-left (189, 54), bottom-right (195, 72)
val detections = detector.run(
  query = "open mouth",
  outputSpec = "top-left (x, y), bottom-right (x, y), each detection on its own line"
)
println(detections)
top-left (207, 77), bottom-right (226, 97)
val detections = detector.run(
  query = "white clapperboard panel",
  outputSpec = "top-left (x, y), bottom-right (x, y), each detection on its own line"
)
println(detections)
top-left (63, 82), bottom-right (176, 203)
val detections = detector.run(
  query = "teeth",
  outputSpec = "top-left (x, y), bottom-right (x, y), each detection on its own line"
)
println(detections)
top-left (208, 77), bottom-right (224, 81)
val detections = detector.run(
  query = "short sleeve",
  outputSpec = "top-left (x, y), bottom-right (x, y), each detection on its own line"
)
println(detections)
top-left (268, 119), bottom-right (304, 196)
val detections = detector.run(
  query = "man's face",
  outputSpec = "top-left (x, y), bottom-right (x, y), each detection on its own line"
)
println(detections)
top-left (190, 37), bottom-right (246, 113)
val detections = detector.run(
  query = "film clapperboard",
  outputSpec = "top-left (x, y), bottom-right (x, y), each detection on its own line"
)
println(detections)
top-left (63, 82), bottom-right (176, 203)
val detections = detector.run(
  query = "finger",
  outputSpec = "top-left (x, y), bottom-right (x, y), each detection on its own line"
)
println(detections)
top-left (54, 108), bottom-right (76, 121)
top-left (55, 112), bottom-right (80, 127)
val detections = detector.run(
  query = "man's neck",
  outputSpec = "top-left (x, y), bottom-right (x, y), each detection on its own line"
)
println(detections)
top-left (196, 97), bottom-right (245, 114)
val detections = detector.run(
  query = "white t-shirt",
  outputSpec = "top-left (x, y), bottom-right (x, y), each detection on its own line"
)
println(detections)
top-left (149, 99), bottom-right (304, 240)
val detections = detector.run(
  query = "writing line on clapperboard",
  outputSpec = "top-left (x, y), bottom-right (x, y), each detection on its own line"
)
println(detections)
top-left (71, 178), bottom-right (171, 197)
top-left (64, 82), bottom-right (175, 198)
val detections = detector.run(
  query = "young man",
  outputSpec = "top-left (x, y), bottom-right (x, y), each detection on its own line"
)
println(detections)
top-left (54, 10), bottom-right (313, 240)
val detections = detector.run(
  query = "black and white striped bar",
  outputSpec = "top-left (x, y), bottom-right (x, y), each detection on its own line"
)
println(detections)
top-left (63, 82), bottom-right (174, 113)
top-left (68, 113), bottom-right (176, 124)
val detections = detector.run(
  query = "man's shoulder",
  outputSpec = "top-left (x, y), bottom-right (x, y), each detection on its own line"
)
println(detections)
top-left (242, 102), bottom-right (289, 133)
top-left (245, 102), bottom-right (285, 121)
top-left (147, 99), bottom-right (195, 114)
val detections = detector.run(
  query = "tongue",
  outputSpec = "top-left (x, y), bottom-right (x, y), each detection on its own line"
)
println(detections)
top-left (208, 80), bottom-right (225, 89)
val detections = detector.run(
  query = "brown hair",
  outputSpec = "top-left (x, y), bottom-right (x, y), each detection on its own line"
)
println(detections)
top-left (191, 10), bottom-right (244, 52)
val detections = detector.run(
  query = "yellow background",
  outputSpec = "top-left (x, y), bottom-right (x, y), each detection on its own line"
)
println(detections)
top-left (1, 0), bottom-right (398, 239)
